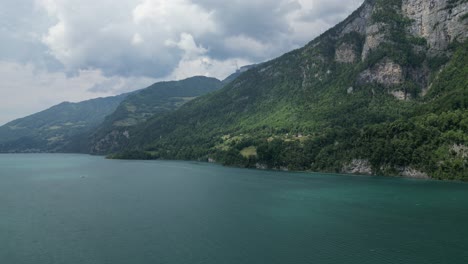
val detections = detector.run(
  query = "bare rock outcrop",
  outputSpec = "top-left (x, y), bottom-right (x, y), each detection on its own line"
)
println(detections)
top-left (402, 0), bottom-right (468, 55)
top-left (452, 144), bottom-right (468, 158)
top-left (335, 43), bottom-right (358, 63)
top-left (358, 59), bottom-right (404, 86)
top-left (400, 167), bottom-right (430, 179)
top-left (391, 90), bottom-right (409, 101)
top-left (361, 24), bottom-right (386, 61)
top-left (342, 159), bottom-right (373, 175)
top-left (340, 2), bottom-right (374, 36)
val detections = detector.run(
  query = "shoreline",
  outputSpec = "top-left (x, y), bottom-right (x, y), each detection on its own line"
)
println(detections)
top-left (1, 152), bottom-right (465, 183)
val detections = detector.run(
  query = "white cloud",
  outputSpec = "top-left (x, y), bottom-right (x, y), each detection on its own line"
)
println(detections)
top-left (36, 0), bottom-right (222, 78)
top-left (132, 0), bottom-right (218, 35)
top-left (167, 33), bottom-right (252, 80)
top-left (35, 0), bottom-right (59, 15)
top-left (131, 33), bottom-right (144, 45)
top-left (42, 20), bottom-right (69, 63)
top-left (35, 0), bottom-right (364, 79)
top-left (224, 35), bottom-right (272, 59)
top-left (165, 33), bottom-right (208, 58)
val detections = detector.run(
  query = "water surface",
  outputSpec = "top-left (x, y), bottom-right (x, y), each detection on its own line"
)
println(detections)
top-left (1, 154), bottom-right (467, 264)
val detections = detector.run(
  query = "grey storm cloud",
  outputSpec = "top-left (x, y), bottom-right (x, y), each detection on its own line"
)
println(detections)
top-left (193, 0), bottom-right (300, 40)
top-left (2, 0), bottom-right (363, 79)
top-left (0, 0), bottom-right (59, 68)
top-left (299, 0), bottom-right (362, 24)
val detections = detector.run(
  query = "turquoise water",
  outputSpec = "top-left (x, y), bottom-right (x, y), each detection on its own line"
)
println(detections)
top-left (1, 154), bottom-right (467, 264)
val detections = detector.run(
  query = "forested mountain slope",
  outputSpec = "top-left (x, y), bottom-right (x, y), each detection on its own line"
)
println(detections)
top-left (113, 0), bottom-right (468, 180)
top-left (89, 76), bottom-right (223, 153)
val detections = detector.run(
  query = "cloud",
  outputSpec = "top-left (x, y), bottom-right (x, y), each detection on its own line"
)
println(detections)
top-left (0, 0), bottom-right (59, 69)
top-left (165, 33), bottom-right (209, 59)
top-left (0, 0), bottom-right (365, 124)
top-left (132, 0), bottom-right (218, 36)
top-left (131, 33), bottom-right (144, 46)
top-left (166, 33), bottom-right (252, 80)
top-left (38, 0), bottom-right (175, 78)
top-left (224, 35), bottom-right (274, 59)
top-left (297, 0), bottom-right (364, 24)
top-left (37, 0), bottom-right (221, 78)
top-left (35, 0), bottom-right (363, 79)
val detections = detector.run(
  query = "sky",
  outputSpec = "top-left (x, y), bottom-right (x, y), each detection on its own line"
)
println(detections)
top-left (0, 0), bottom-right (363, 125)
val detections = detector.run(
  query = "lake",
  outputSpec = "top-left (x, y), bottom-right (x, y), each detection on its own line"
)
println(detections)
top-left (1, 154), bottom-right (467, 264)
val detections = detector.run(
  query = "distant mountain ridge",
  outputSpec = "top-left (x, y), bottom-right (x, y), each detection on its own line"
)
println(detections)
top-left (0, 76), bottom-right (223, 153)
top-left (0, 94), bottom-right (127, 153)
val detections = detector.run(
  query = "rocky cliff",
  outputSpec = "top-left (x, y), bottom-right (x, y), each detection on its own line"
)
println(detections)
top-left (403, 0), bottom-right (468, 54)
top-left (335, 0), bottom-right (467, 95)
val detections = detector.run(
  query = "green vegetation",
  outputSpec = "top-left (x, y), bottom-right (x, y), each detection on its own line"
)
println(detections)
top-left (112, 0), bottom-right (467, 181)
top-left (461, 12), bottom-right (468, 21)
top-left (89, 76), bottom-right (223, 153)
top-left (99, 76), bottom-right (222, 128)
top-left (3, 0), bottom-right (466, 181)
top-left (446, 0), bottom-right (468, 10)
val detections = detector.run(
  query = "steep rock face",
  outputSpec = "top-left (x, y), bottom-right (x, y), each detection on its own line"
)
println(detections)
top-left (358, 59), bottom-right (405, 86)
top-left (361, 24), bottom-right (386, 60)
top-left (335, 43), bottom-right (358, 63)
top-left (345, 0), bottom-right (467, 96)
top-left (357, 0), bottom-right (468, 60)
top-left (452, 144), bottom-right (468, 158)
top-left (391, 90), bottom-right (410, 101)
top-left (342, 159), bottom-right (373, 175)
top-left (400, 167), bottom-right (430, 179)
top-left (402, 0), bottom-right (468, 54)
top-left (340, 2), bottom-right (374, 35)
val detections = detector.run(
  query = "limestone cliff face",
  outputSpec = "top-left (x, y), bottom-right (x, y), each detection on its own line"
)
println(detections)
top-left (402, 0), bottom-right (468, 54)
top-left (358, 59), bottom-right (405, 86)
top-left (361, 23), bottom-right (386, 61)
top-left (342, 159), bottom-right (373, 175)
top-left (356, 0), bottom-right (468, 58)
top-left (333, 0), bottom-right (467, 98)
top-left (340, 2), bottom-right (374, 35)
top-left (335, 43), bottom-right (358, 63)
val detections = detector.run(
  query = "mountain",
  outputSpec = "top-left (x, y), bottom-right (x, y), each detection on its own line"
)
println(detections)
top-left (222, 64), bottom-right (257, 84)
top-left (111, 0), bottom-right (468, 181)
top-left (0, 94), bottom-right (127, 153)
top-left (89, 76), bottom-right (223, 153)
top-left (0, 76), bottom-right (223, 154)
